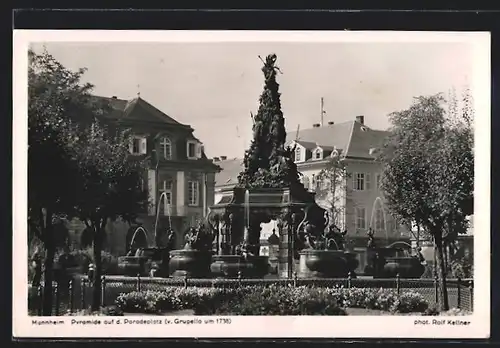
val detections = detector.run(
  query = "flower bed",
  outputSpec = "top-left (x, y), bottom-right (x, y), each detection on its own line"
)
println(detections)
top-left (114, 285), bottom-right (430, 315)
top-left (64, 306), bottom-right (124, 316)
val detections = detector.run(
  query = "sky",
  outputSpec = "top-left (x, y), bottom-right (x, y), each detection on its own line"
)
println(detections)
top-left (31, 41), bottom-right (473, 159)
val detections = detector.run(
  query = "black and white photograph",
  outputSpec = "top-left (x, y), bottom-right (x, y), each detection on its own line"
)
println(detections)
top-left (13, 30), bottom-right (490, 339)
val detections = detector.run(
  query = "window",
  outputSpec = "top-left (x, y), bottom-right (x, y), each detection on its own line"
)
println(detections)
top-left (374, 207), bottom-right (385, 232)
top-left (188, 143), bottom-right (196, 158)
top-left (295, 146), bottom-right (302, 162)
top-left (188, 181), bottom-right (199, 206)
top-left (353, 173), bottom-right (364, 191)
top-left (355, 207), bottom-right (366, 230)
top-left (132, 138), bottom-right (140, 154)
top-left (130, 136), bottom-right (147, 155)
top-left (366, 173), bottom-right (372, 190)
top-left (353, 172), bottom-right (371, 191)
top-left (159, 180), bottom-right (173, 206)
top-left (311, 174), bottom-right (317, 191)
top-left (314, 149), bottom-right (322, 159)
top-left (187, 141), bottom-right (201, 159)
top-left (160, 137), bottom-right (172, 160)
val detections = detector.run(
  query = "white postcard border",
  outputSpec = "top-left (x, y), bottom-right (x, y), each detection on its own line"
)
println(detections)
top-left (12, 30), bottom-right (491, 339)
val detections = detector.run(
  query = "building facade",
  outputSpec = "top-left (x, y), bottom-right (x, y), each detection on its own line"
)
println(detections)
top-left (67, 95), bottom-right (220, 255)
top-left (214, 116), bottom-right (409, 273)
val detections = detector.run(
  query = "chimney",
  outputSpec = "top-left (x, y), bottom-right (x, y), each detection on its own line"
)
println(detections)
top-left (356, 115), bottom-right (365, 125)
top-left (313, 123), bottom-right (321, 128)
top-left (220, 156), bottom-right (227, 161)
top-left (328, 121), bottom-right (335, 126)
top-left (213, 157), bottom-right (220, 162)
top-left (112, 96), bottom-right (118, 99)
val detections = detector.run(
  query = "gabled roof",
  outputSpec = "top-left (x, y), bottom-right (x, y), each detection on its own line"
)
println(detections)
top-left (313, 145), bottom-right (335, 152)
top-left (214, 118), bottom-right (391, 188)
top-left (287, 120), bottom-right (389, 160)
top-left (346, 122), bottom-right (389, 159)
top-left (214, 158), bottom-right (244, 188)
top-left (93, 95), bottom-right (190, 128)
top-left (287, 121), bottom-right (354, 156)
top-left (294, 140), bottom-right (317, 150)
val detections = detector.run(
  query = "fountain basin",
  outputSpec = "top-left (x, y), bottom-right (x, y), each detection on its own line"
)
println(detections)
top-left (381, 256), bottom-right (426, 279)
top-left (298, 249), bottom-right (359, 278)
top-left (365, 247), bottom-right (425, 278)
top-left (169, 249), bottom-right (212, 278)
top-left (210, 255), bottom-right (270, 278)
top-left (117, 255), bottom-right (150, 276)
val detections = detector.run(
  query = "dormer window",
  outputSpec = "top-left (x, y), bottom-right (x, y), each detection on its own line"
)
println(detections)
top-left (160, 137), bottom-right (172, 160)
top-left (314, 148), bottom-right (323, 160)
top-left (187, 140), bottom-right (202, 160)
top-left (295, 146), bottom-right (302, 162)
top-left (130, 135), bottom-right (147, 155)
top-left (188, 142), bottom-right (196, 158)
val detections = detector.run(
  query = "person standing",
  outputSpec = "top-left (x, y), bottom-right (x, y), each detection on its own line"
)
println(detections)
top-left (31, 250), bottom-right (43, 288)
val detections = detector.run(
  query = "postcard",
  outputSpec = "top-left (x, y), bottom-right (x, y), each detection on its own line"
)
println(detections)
top-left (13, 30), bottom-right (490, 339)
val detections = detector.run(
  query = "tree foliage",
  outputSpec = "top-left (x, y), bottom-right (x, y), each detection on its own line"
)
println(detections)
top-left (28, 48), bottom-right (107, 315)
top-left (314, 151), bottom-right (350, 230)
top-left (379, 92), bottom-right (474, 310)
top-left (68, 121), bottom-right (148, 310)
top-left (28, 48), bottom-right (149, 312)
top-left (237, 54), bottom-right (303, 191)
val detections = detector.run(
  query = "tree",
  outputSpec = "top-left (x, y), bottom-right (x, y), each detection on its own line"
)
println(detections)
top-left (69, 122), bottom-right (148, 310)
top-left (237, 54), bottom-right (302, 191)
top-left (379, 93), bottom-right (473, 311)
top-left (314, 152), bottom-right (350, 231)
top-left (28, 48), bottom-right (103, 315)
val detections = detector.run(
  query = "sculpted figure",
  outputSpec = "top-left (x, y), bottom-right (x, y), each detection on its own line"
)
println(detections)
top-left (304, 233), bottom-right (316, 249)
top-left (367, 228), bottom-right (376, 249)
top-left (166, 228), bottom-right (176, 250)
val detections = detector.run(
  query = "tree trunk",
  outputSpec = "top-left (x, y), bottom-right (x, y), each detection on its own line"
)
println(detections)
top-left (41, 209), bottom-right (55, 316)
top-left (91, 224), bottom-right (103, 311)
top-left (434, 233), bottom-right (450, 311)
top-left (416, 224), bottom-right (420, 247)
top-left (42, 244), bottom-right (55, 315)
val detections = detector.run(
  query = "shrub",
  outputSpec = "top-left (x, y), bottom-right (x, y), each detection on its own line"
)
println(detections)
top-left (440, 308), bottom-right (472, 316)
top-left (115, 291), bottom-right (167, 314)
top-left (218, 288), bottom-right (346, 315)
top-left (451, 258), bottom-right (473, 279)
top-left (423, 306), bottom-right (440, 316)
top-left (324, 287), bottom-right (428, 313)
top-left (115, 287), bottom-right (248, 314)
top-left (390, 292), bottom-right (429, 313)
top-left (114, 285), bottom-right (427, 316)
top-left (64, 306), bottom-right (123, 316)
